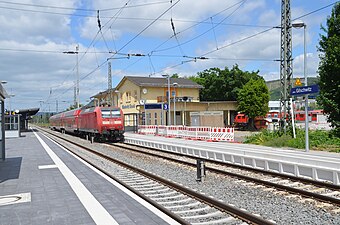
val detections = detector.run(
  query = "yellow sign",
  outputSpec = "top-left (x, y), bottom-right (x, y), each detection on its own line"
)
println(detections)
top-left (295, 78), bottom-right (302, 86)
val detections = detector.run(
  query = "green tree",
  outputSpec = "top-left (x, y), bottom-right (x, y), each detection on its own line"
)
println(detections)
top-left (190, 65), bottom-right (261, 101)
top-left (171, 73), bottom-right (180, 78)
top-left (318, 3), bottom-right (340, 137)
top-left (237, 78), bottom-right (269, 130)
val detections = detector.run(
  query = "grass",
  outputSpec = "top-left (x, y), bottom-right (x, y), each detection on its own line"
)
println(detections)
top-left (244, 128), bottom-right (340, 152)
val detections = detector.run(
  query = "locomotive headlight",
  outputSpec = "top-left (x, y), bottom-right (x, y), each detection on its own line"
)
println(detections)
top-left (114, 121), bottom-right (122, 124)
top-left (103, 121), bottom-right (110, 124)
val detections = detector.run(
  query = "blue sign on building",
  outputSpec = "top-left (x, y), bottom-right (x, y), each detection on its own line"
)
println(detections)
top-left (290, 84), bottom-right (319, 96)
top-left (144, 103), bottom-right (162, 110)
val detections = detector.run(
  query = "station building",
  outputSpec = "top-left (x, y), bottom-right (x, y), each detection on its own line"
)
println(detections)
top-left (91, 76), bottom-right (238, 131)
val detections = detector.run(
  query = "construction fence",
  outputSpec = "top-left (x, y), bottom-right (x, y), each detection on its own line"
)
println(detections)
top-left (137, 125), bottom-right (234, 142)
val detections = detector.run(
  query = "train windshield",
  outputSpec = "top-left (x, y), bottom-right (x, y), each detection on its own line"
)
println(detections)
top-left (101, 109), bottom-right (121, 118)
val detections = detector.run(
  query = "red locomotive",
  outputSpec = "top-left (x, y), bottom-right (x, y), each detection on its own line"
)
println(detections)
top-left (233, 110), bottom-right (281, 130)
top-left (50, 106), bottom-right (124, 142)
top-left (233, 113), bottom-right (269, 130)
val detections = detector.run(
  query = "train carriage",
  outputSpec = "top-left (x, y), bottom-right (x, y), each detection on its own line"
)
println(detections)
top-left (49, 106), bottom-right (124, 142)
top-left (50, 112), bottom-right (64, 131)
top-left (63, 109), bottom-right (81, 133)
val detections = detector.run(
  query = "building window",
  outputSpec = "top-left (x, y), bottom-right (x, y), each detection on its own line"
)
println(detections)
top-left (165, 90), bottom-right (169, 100)
top-left (134, 90), bottom-right (137, 102)
top-left (126, 91), bottom-right (131, 103)
top-left (141, 112), bottom-right (145, 125)
top-left (148, 113), bottom-right (151, 125)
top-left (154, 112), bottom-right (157, 125)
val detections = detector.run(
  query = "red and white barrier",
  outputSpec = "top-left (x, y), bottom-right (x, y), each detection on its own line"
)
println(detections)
top-left (185, 127), bottom-right (211, 140)
top-left (137, 125), bottom-right (234, 142)
top-left (208, 127), bottom-right (234, 142)
top-left (157, 125), bottom-right (167, 136)
top-left (138, 125), bottom-right (157, 135)
top-left (165, 126), bottom-right (179, 137)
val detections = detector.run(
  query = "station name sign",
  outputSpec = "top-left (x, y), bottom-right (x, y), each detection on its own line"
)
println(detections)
top-left (145, 103), bottom-right (162, 110)
top-left (121, 104), bottom-right (136, 109)
top-left (290, 84), bottom-right (319, 96)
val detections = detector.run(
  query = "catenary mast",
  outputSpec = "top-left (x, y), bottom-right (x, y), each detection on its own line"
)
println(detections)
top-left (280, 0), bottom-right (292, 132)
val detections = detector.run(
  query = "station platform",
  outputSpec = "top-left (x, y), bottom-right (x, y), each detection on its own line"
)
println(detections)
top-left (124, 132), bottom-right (340, 185)
top-left (0, 129), bottom-right (178, 225)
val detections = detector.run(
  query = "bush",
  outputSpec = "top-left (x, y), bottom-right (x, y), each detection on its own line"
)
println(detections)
top-left (244, 128), bottom-right (340, 152)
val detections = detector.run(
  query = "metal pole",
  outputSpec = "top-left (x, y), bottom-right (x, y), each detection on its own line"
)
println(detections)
top-left (161, 103), bottom-right (163, 125)
top-left (76, 44), bottom-right (79, 108)
top-left (8, 97), bottom-right (10, 129)
top-left (144, 100), bottom-right (147, 126)
top-left (290, 98), bottom-right (296, 138)
top-left (1, 100), bottom-right (5, 161)
top-left (304, 24), bottom-right (309, 152)
top-left (173, 87), bottom-right (176, 126)
top-left (167, 77), bottom-right (171, 125)
top-left (184, 101), bottom-right (186, 126)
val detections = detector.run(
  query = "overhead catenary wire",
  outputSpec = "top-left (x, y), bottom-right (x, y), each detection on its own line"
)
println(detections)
top-left (53, 0), bottom-right (182, 101)
top-left (153, 0), bottom-right (247, 53)
top-left (113, 0), bottom-right (181, 56)
top-left (148, 54), bottom-right (156, 76)
top-left (97, 10), bottom-right (111, 53)
top-left (12, 1), bottom-right (337, 108)
top-left (56, 0), bottom-right (132, 100)
top-left (210, 17), bottom-right (219, 50)
top-left (43, 1), bottom-right (134, 103)
top-left (0, 0), bottom-right (169, 12)
top-left (120, 0), bottom-right (250, 76)
top-left (52, 0), bottom-right (185, 101)
top-left (148, 0), bottom-right (248, 56)
top-left (0, 3), bottom-right (277, 29)
top-left (131, 1), bottom-right (338, 76)
top-left (126, 0), bottom-right (248, 76)
top-left (98, 1), bottom-right (133, 54)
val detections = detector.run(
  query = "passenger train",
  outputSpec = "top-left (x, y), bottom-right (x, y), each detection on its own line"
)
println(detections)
top-left (50, 106), bottom-right (124, 142)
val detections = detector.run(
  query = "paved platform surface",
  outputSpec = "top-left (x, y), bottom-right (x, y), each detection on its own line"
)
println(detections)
top-left (0, 129), bottom-right (177, 225)
top-left (125, 131), bottom-right (340, 158)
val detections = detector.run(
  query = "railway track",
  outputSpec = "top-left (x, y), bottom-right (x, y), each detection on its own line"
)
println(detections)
top-left (37, 127), bottom-right (276, 225)
top-left (110, 142), bottom-right (340, 211)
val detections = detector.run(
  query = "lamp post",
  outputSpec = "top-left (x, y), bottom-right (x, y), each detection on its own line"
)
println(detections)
top-left (173, 82), bottom-right (178, 125)
top-left (162, 75), bottom-right (171, 125)
top-left (292, 21), bottom-right (308, 152)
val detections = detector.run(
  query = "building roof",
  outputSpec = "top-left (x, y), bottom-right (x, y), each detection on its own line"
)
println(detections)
top-left (117, 76), bottom-right (203, 89)
top-left (91, 76), bottom-right (203, 99)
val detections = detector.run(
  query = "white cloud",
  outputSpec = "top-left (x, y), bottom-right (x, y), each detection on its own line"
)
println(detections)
top-left (192, 28), bottom-right (281, 73)
top-left (0, 0), bottom-right (331, 110)
top-left (293, 52), bottom-right (319, 78)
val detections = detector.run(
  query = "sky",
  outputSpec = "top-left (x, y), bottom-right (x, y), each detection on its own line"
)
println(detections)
top-left (0, 0), bottom-right (338, 112)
